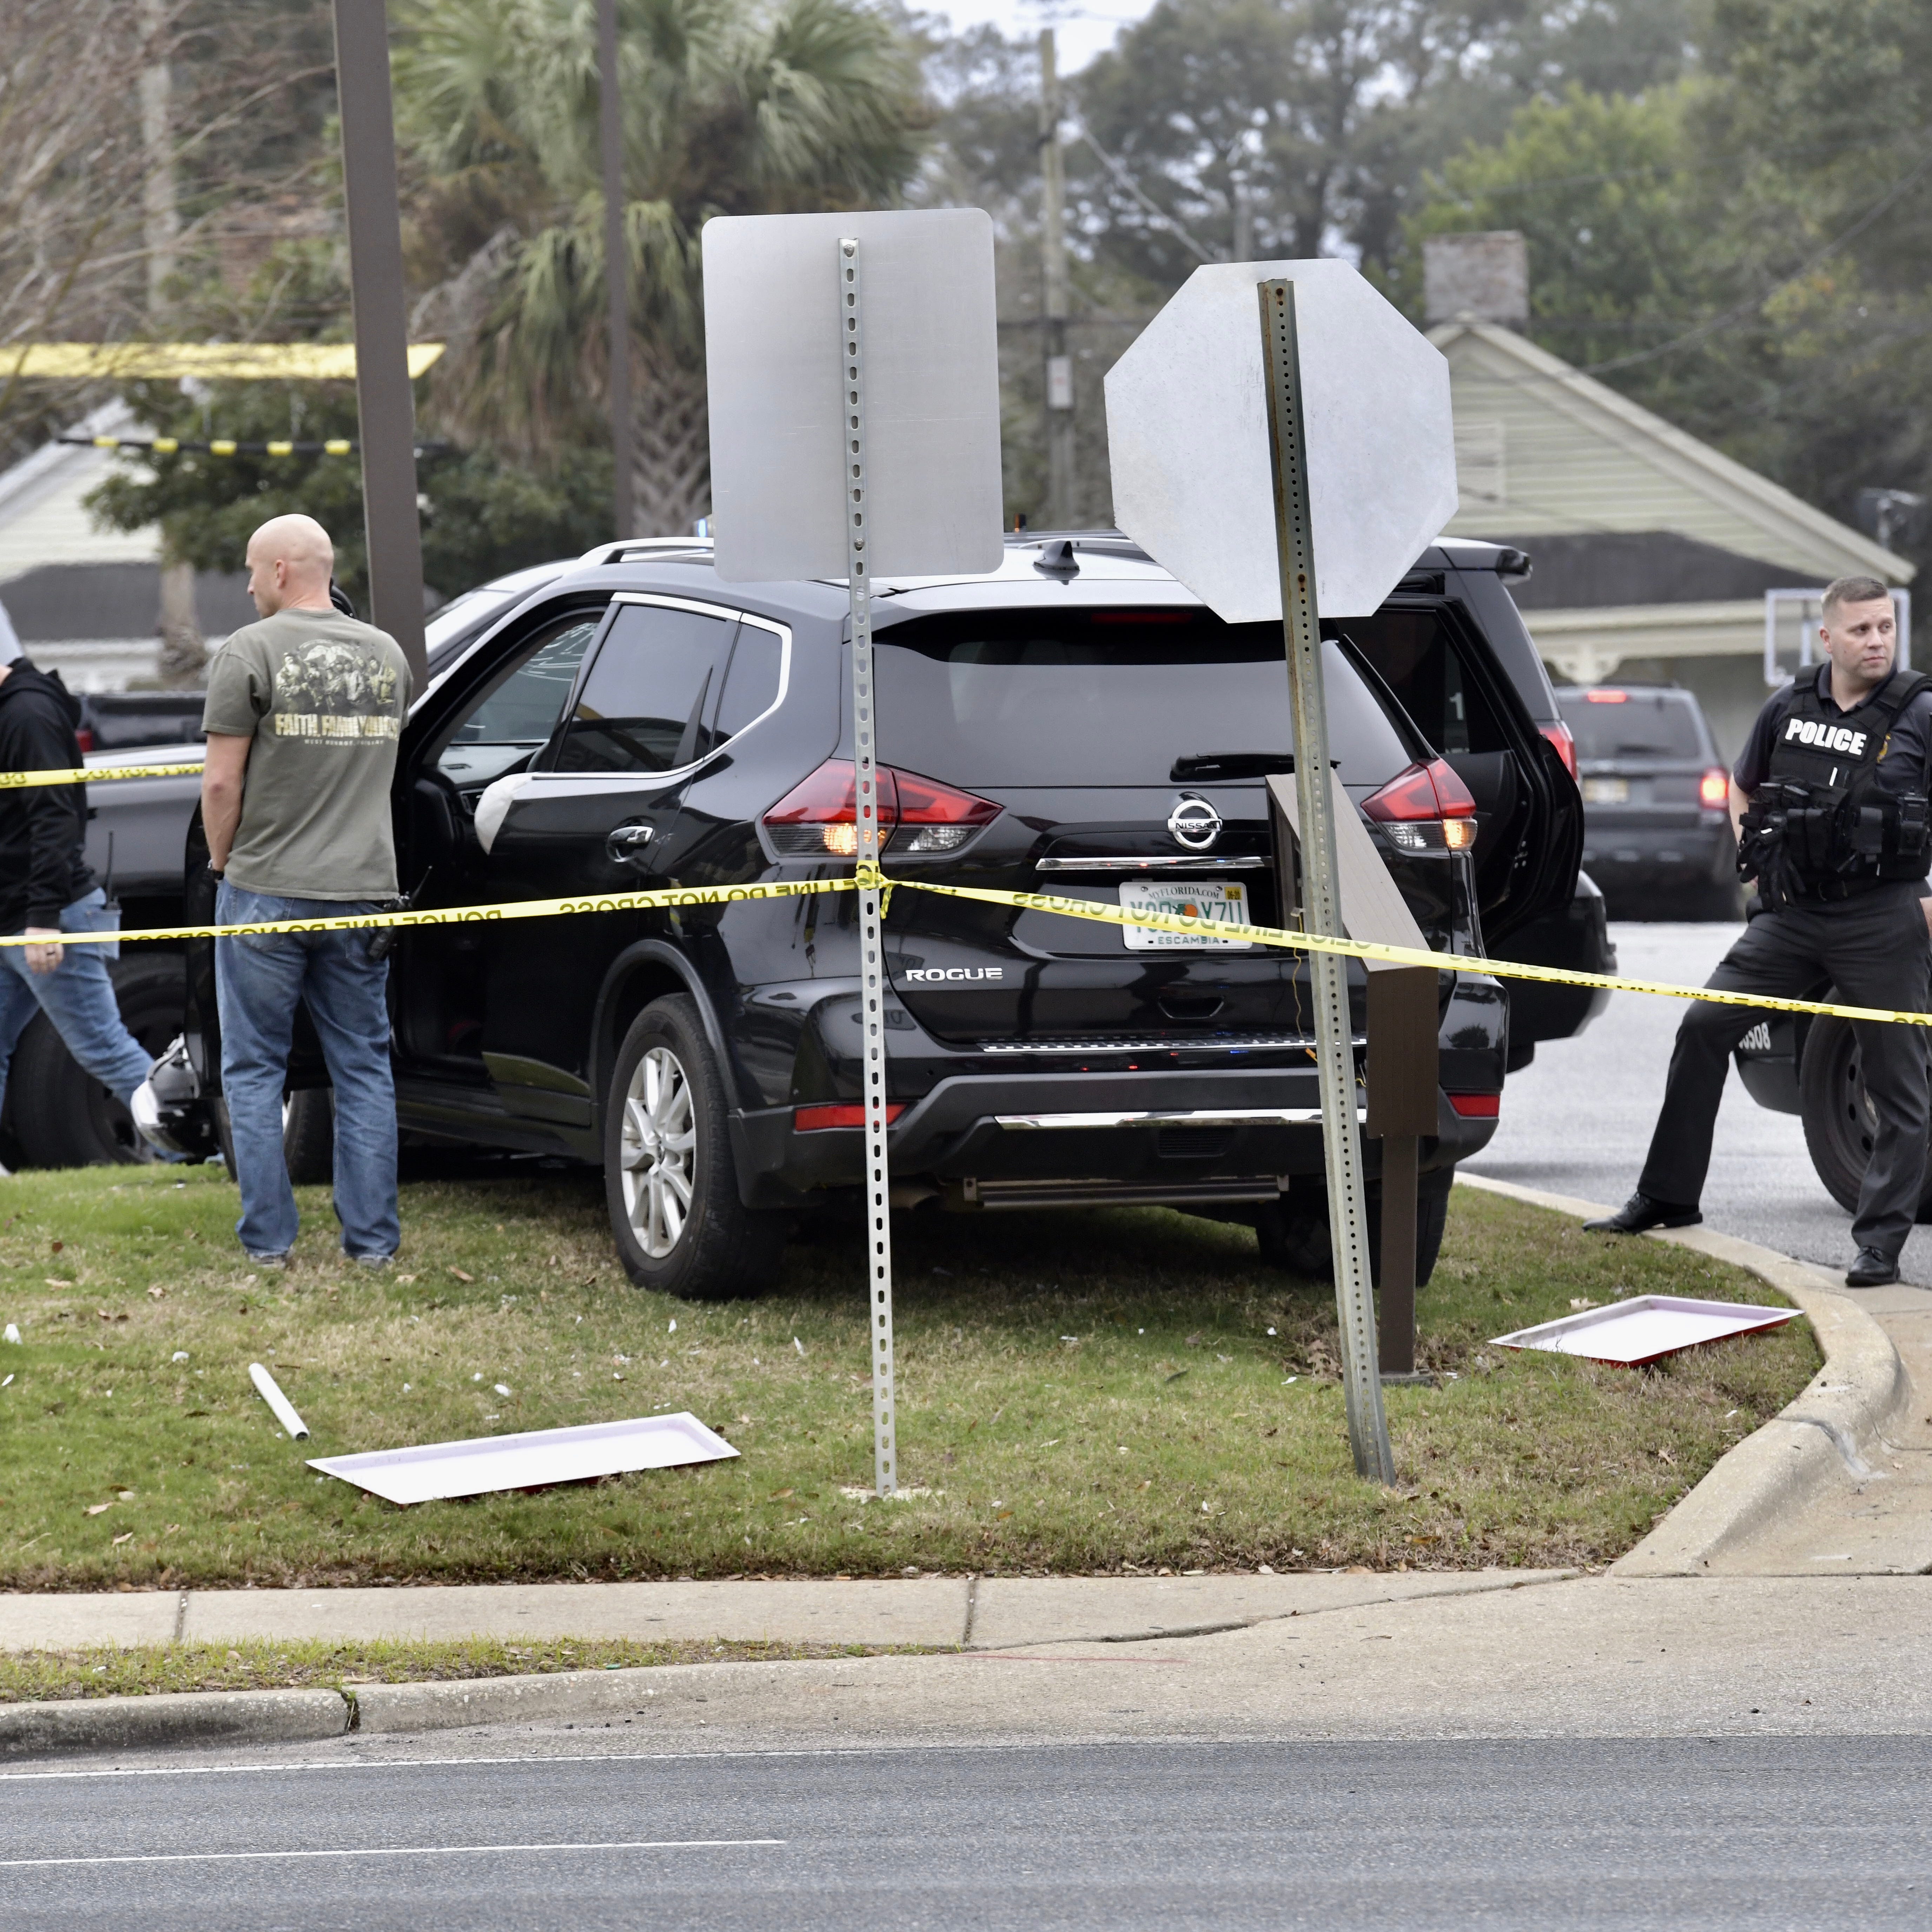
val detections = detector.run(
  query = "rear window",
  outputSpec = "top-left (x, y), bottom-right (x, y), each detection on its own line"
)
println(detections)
top-left (874, 610), bottom-right (1418, 788)
top-left (1558, 689), bottom-right (1707, 760)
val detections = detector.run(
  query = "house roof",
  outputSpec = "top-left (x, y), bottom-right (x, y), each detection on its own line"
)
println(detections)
top-left (0, 401), bottom-right (160, 586)
top-left (1430, 316), bottom-right (1912, 585)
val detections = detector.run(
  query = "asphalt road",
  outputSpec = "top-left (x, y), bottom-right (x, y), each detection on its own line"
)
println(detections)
top-left (13, 1736), bottom-right (1932, 1931)
top-left (1466, 918), bottom-right (1932, 1286)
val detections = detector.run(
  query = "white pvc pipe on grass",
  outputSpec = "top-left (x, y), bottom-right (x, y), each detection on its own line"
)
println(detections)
top-left (249, 1362), bottom-right (309, 1439)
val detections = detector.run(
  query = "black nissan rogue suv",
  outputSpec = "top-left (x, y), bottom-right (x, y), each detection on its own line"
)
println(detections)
top-left (180, 535), bottom-right (1582, 1299)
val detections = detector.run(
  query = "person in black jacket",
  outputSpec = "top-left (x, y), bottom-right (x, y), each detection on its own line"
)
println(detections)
top-left (0, 635), bottom-right (153, 1147)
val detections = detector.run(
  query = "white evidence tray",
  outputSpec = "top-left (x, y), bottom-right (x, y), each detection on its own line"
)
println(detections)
top-left (309, 1411), bottom-right (739, 1505)
top-left (1489, 1294), bottom-right (1796, 1367)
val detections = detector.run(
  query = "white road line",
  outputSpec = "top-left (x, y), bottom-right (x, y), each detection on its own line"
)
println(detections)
top-left (0, 1751), bottom-right (771, 1782)
top-left (0, 1736), bottom-right (1178, 1783)
top-left (0, 1839), bottom-right (785, 1870)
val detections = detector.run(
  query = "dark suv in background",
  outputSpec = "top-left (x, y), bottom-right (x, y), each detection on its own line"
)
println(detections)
top-left (154, 535), bottom-right (1580, 1298)
top-left (1555, 683), bottom-right (1738, 919)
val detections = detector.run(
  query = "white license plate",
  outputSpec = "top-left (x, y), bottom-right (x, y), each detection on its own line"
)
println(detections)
top-left (1581, 777), bottom-right (1629, 804)
top-left (1118, 880), bottom-right (1254, 951)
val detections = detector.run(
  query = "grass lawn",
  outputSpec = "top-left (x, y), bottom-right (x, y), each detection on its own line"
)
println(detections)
top-left (0, 1166), bottom-right (1819, 1588)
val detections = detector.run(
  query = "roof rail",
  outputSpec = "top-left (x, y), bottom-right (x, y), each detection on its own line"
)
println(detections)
top-left (1002, 528), bottom-right (1152, 563)
top-left (575, 536), bottom-right (717, 567)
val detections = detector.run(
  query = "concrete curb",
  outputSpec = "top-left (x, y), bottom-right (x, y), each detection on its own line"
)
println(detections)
top-left (1455, 1174), bottom-right (1910, 1575)
top-left (0, 1686), bottom-right (347, 1761)
top-left (349, 1658), bottom-right (812, 1736)
top-left (0, 1572), bottom-right (1587, 1760)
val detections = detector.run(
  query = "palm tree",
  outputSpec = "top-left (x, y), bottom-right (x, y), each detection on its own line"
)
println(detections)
top-left (394, 0), bottom-right (927, 534)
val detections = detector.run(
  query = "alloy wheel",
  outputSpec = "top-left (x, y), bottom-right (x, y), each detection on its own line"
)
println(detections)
top-left (620, 1045), bottom-right (697, 1258)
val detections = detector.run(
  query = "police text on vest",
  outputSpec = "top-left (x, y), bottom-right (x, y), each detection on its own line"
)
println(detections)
top-left (1784, 719), bottom-right (1868, 755)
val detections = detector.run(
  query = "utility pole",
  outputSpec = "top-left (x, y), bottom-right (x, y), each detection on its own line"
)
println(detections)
top-left (331, 0), bottom-right (428, 686)
top-left (1231, 176), bottom-right (1253, 264)
top-left (597, 0), bottom-right (634, 541)
top-left (138, 0), bottom-right (179, 307)
top-left (1038, 29), bottom-right (1074, 529)
top-left (140, 0), bottom-right (202, 688)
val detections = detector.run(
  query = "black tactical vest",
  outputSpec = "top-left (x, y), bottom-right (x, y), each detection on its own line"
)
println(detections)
top-left (1740, 668), bottom-right (1932, 904)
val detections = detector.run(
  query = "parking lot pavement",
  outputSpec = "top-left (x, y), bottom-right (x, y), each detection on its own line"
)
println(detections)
top-left (1468, 920), bottom-right (1932, 1289)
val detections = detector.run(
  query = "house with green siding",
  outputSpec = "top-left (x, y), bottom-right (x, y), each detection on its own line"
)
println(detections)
top-left (1424, 234), bottom-right (1912, 760)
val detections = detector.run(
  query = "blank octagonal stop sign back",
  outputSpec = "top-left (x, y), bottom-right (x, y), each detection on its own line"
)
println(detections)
top-left (1105, 259), bottom-right (1457, 621)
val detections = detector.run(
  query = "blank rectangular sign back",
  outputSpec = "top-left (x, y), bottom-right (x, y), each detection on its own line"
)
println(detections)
top-left (702, 209), bottom-right (1004, 583)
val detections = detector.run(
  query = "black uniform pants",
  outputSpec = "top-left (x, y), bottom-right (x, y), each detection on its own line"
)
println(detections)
top-left (1637, 883), bottom-right (1932, 1257)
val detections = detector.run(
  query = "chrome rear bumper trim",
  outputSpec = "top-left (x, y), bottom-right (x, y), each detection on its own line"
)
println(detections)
top-left (992, 1106), bottom-right (1363, 1130)
top-left (1033, 855), bottom-right (1268, 872)
top-left (962, 1176), bottom-right (1288, 1209)
top-left (977, 1034), bottom-right (1358, 1055)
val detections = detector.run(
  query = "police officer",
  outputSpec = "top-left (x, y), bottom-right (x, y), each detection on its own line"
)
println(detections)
top-left (1588, 576), bottom-right (1932, 1286)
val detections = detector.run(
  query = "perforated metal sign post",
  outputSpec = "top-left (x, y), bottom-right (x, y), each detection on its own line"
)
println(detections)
top-left (1258, 279), bottom-right (1395, 1484)
top-left (839, 238), bottom-right (896, 1496)
top-left (704, 210), bottom-right (1001, 1497)
top-left (1105, 259), bottom-right (1454, 1481)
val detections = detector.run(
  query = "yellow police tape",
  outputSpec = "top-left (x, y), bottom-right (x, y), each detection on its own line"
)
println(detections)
top-left (878, 872), bottom-right (1932, 1032)
top-left (0, 761), bottom-right (206, 789)
top-left (0, 875), bottom-right (851, 947)
top-left (1, 825), bottom-right (1926, 1032)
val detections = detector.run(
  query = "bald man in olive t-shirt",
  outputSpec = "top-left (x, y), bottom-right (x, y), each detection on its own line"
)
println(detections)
top-left (201, 514), bottom-right (412, 1268)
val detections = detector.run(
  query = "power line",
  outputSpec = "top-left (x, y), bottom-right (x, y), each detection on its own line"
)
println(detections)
top-left (1068, 115), bottom-right (1217, 264)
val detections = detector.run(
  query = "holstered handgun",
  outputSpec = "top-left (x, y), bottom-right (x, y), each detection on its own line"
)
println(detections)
top-left (366, 869), bottom-right (430, 963)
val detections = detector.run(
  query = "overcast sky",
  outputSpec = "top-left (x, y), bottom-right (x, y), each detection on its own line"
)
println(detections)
top-left (927, 0), bottom-right (1153, 71)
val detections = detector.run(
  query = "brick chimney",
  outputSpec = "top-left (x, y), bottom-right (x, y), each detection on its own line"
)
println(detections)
top-left (1423, 231), bottom-right (1529, 331)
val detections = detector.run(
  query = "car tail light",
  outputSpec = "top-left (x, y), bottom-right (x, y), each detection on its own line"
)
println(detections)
top-left (74, 728), bottom-right (94, 755)
top-left (794, 1102), bottom-right (907, 1131)
top-left (1361, 758), bottom-right (1480, 852)
top-left (1540, 720), bottom-right (1578, 781)
top-left (763, 760), bottom-right (1001, 857)
top-left (1582, 687), bottom-right (1628, 702)
top-left (891, 768), bottom-right (1003, 850)
top-left (1699, 766), bottom-right (1731, 810)
top-left (1447, 1092), bottom-right (1500, 1118)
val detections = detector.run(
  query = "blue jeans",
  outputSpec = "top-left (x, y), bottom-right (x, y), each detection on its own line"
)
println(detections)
top-left (0, 888), bottom-right (154, 1120)
top-left (215, 884), bottom-right (399, 1260)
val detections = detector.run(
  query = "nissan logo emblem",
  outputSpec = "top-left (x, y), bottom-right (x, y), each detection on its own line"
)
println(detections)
top-left (1168, 795), bottom-right (1222, 851)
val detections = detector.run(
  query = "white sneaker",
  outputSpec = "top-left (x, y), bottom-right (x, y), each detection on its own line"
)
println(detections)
top-left (129, 1079), bottom-right (171, 1153)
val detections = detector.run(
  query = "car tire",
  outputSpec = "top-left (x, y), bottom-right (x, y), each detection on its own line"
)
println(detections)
top-left (211, 1086), bottom-right (336, 1186)
top-left (282, 1089), bottom-right (335, 1185)
top-left (1800, 1014), bottom-right (1932, 1219)
top-left (4, 953), bottom-right (185, 1169)
top-left (603, 994), bottom-right (787, 1300)
top-left (1254, 1166), bottom-right (1454, 1288)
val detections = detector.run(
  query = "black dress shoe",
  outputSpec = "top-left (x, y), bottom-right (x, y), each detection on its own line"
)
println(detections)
top-left (1582, 1193), bottom-right (1703, 1235)
top-left (1847, 1248), bottom-right (1900, 1287)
